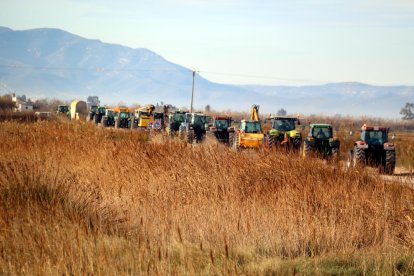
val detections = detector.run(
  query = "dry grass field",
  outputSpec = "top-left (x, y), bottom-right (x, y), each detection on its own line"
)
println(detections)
top-left (1, 119), bottom-right (414, 274)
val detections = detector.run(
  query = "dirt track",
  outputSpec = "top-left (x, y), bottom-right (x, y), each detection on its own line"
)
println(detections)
top-left (382, 167), bottom-right (414, 187)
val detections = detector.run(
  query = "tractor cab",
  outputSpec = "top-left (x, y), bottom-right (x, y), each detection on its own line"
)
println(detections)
top-left (118, 111), bottom-right (130, 119)
top-left (309, 124), bottom-right (333, 140)
top-left (210, 116), bottom-right (232, 131)
top-left (56, 105), bottom-right (69, 114)
top-left (90, 105), bottom-right (98, 113)
top-left (303, 124), bottom-right (340, 159)
top-left (240, 120), bottom-right (262, 133)
top-left (94, 106), bottom-right (107, 124)
top-left (171, 111), bottom-right (186, 123)
top-left (361, 126), bottom-right (389, 146)
top-left (186, 113), bottom-right (209, 127)
top-left (270, 117), bottom-right (299, 132)
top-left (266, 116), bottom-right (302, 150)
top-left (105, 109), bottom-right (115, 118)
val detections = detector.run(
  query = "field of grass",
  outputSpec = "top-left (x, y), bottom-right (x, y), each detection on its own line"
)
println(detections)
top-left (1, 120), bottom-right (414, 274)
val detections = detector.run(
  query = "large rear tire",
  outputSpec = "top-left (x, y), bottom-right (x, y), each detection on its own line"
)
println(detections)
top-left (233, 133), bottom-right (240, 150)
top-left (331, 147), bottom-right (340, 162)
top-left (186, 129), bottom-right (194, 144)
top-left (179, 125), bottom-right (186, 140)
top-left (266, 135), bottom-right (275, 149)
top-left (102, 116), bottom-right (108, 128)
top-left (302, 143), bottom-right (311, 157)
top-left (228, 131), bottom-right (235, 147)
top-left (384, 150), bottom-right (396, 175)
top-left (353, 146), bottom-right (366, 168)
top-left (293, 137), bottom-right (302, 151)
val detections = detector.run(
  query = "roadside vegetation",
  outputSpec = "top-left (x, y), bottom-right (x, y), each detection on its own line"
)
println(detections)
top-left (0, 119), bottom-right (414, 274)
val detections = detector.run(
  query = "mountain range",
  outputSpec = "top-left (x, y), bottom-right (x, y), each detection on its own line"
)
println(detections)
top-left (0, 26), bottom-right (412, 118)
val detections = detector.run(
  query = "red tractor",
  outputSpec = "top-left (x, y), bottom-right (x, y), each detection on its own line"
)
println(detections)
top-left (206, 116), bottom-right (235, 145)
top-left (347, 124), bottom-right (396, 175)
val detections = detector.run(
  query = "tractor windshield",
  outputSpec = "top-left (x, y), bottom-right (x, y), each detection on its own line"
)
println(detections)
top-left (57, 106), bottom-right (68, 113)
top-left (119, 112), bottom-right (130, 119)
top-left (192, 115), bottom-right (208, 125)
top-left (97, 107), bottom-right (106, 114)
top-left (362, 130), bottom-right (387, 145)
top-left (244, 121), bottom-right (261, 133)
top-left (173, 113), bottom-right (186, 122)
top-left (272, 119), bottom-right (296, 131)
top-left (214, 119), bottom-right (229, 130)
top-left (311, 127), bottom-right (333, 139)
top-left (106, 110), bottom-right (114, 117)
top-left (90, 106), bottom-right (98, 113)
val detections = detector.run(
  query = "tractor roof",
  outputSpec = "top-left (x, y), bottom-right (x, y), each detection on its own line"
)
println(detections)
top-left (268, 116), bottom-right (298, 120)
top-left (214, 116), bottom-right (231, 120)
top-left (113, 107), bottom-right (130, 112)
top-left (171, 110), bottom-right (187, 114)
top-left (361, 124), bottom-right (389, 131)
top-left (310, 123), bottom-right (332, 128)
top-left (241, 119), bottom-right (260, 123)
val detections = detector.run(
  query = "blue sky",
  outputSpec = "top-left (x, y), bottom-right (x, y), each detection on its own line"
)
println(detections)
top-left (1, 0), bottom-right (414, 85)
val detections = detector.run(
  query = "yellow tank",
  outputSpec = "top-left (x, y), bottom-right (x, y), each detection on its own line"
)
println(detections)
top-left (70, 100), bottom-right (88, 120)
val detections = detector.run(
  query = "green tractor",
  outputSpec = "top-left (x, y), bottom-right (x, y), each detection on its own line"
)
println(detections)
top-left (265, 116), bottom-right (302, 150)
top-left (56, 105), bottom-right (70, 117)
top-left (101, 109), bottom-right (116, 128)
top-left (206, 116), bottom-right (235, 145)
top-left (94, 106), bottom-right (106, 125)
top-left (87, 105), bottom-right (98, 122)
top-left (166, 111), bottom-right (187, 137)
top-left (303, 124), bottom-right (340, 159)
top-left (179, 113), bottom-right (210, 144)
top-left (114, 109), bottom-right (131, 129)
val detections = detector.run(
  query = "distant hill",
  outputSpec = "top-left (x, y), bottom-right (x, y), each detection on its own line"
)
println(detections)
top-left (0, 26), bottom-right (412, 118)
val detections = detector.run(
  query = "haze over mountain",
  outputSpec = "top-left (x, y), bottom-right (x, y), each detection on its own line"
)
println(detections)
top-left (0, 26), bottom-right (412, 118)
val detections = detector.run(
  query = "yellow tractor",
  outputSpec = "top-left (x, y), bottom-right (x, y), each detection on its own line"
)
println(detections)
top-left (231, 105), bottom-right (265, 149)
top-left (130, 105), bottom-right (155, 129)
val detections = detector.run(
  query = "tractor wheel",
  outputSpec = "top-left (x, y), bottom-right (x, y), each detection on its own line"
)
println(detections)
top-left (331, 147), bottom-right (340, 162)
top-left (233, 133), bottom-right (240, 150)
top-left (353, 146), bottom-right (366, 168)
top-left (179, 125), bottom-right (186, 140)
top-left (266, 135), bottom-right (275, 149)
top-left (186, 129), bottom-right (194, 144)
top-left (228, 132), bottom-right (235, 147)
top-left (102, 117), bottom-right (108, 128)
top-left (302, 143), bottom-right (311, 157)
top-left (384, 150), bottom-right (396, 175)
top-left (346, 150), bottom-right (353, 170)
top-left (293, 138), bottom-right (302, 151)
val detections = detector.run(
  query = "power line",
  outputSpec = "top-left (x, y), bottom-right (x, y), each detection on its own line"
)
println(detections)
top-left (198, 70), bottom-right (328, 84)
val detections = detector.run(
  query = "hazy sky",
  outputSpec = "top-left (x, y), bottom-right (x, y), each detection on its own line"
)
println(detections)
top-left (1, 0), bottom-right (414, 85)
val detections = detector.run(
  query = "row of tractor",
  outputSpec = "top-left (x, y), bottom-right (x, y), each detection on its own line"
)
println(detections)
top-left (56, 103), bottom-right (396, 175)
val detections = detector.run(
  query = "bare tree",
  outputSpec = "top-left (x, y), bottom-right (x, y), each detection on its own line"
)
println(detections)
top-left (400, 102), bottom-right (414, 120)
top-left (277, 108), bottom-right (287, 116)
top-left (87, 96), bottom-right (100, 106)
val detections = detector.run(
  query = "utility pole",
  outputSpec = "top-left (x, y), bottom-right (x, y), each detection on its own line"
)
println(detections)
top-left (190, 70), bottom-right (196, 113)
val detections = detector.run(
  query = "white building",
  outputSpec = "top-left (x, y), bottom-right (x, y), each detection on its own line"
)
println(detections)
top-left (12, 93), bottom-right (33, 112)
